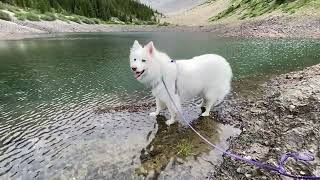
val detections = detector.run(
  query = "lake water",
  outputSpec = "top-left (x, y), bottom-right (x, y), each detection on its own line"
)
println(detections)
top-left (0, 32), bottom-right (319, 179)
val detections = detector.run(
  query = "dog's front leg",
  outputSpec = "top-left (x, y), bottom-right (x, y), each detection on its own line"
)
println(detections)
top-left (165, 104), bottom-right (177, 126)
top-left (149, 97), bottom-right (164, 117)
top-left (165, 95), bottom-right (181, 126)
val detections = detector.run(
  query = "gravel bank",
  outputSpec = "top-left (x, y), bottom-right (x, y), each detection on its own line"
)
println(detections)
top-left (212, 64), bottom-right (320, 179)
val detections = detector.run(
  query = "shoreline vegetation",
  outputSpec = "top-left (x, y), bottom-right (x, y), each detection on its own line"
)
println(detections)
top-left (0, 0), bottom-right (320, 40)
top-left (0, 0), bottom-right (157, 24)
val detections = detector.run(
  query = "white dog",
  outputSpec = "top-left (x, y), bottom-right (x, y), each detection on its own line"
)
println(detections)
top-left (129, 40), bottom-right (232, 126)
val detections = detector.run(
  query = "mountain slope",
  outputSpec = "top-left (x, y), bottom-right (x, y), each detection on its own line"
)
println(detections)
top-left (210, 0), bottom-right (320, 22)
top-left (160, 0), bottom-right (320, 26)
top-left (0, 0), bottom-right (156, 22)
top-left (161, 0), bottom-right (229, 26)
top-left (140, 0), bottom-right (206, 14)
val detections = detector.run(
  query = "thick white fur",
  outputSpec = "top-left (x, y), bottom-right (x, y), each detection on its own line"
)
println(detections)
top-left (129, 40), bottom-right (232, 126)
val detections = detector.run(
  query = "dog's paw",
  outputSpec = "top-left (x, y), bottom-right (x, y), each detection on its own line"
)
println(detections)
top-left (165, 119), bottom-right (176, 126)
top-left (149, 112), bottom-right (159, 117)
top-left (201, 112), bottom-right (210, 117)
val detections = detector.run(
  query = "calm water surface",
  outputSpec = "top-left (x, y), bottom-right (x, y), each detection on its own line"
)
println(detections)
top-left (0, 32), bottom-right (319, 179)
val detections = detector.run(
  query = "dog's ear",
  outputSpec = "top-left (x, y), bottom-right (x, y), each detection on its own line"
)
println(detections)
top-left (131, 40), bottom-right (141, 52)
top-left (145, 41), bottom-right (154, 56)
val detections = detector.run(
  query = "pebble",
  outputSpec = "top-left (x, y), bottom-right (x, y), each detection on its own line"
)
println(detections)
top-left (175, 158), bottom-right (184, 164)
top-left (236, 167), bottom-right (244, 174)
top-left (287, 115), bottom-right (294, 119)
top-left (244, 156), bottom-right (252, 160)
top-left (309, 148), bottom-right (315, 153)
top-left (149, 145), bottom-right (154, 151)
top-left (289, 105), bottom-right (296, 111)
top-left (146, 170), bottom-right (156, 179)
top-left (138, 167), bottom-right (147, 174)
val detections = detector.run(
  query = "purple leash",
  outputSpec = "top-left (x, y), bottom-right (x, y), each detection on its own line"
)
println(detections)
top-left (161, 75), bottom-right (320, 179)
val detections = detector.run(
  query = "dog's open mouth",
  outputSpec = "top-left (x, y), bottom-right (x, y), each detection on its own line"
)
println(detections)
top-left (135, 70), bottom-right (145, 79)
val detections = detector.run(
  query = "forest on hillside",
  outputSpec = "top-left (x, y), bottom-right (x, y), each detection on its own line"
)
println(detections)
top-left (0, 0), bottom-right (156, 22)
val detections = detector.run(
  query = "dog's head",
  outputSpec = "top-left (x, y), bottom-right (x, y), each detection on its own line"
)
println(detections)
top-left (129, 40), bottom-right (156, 81)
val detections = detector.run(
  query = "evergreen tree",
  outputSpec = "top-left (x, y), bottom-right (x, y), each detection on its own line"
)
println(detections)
top-left (0, 0), bottom-right (156, 22)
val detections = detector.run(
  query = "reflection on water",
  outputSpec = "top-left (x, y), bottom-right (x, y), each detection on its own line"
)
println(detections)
top-left (137, 113), bottom-right (240, 179)
top-left (0, 33), bottom-right (319, 179)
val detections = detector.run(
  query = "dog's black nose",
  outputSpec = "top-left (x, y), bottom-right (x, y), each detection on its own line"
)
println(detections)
top-left (131, 67), bottom-right (137, 71)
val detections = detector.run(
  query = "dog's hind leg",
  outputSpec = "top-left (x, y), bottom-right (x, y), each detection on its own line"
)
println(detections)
top-left (201, 99), bottom-right (214, 117)
top-left (201, 93), bottom-right (225, 116)
top-left (149, 98), bottom-right (165, 117)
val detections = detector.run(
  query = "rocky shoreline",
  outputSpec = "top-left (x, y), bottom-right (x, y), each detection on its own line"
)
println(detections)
top-left (212, 64), bottom-right (320, 179)
top-left (94, 64), bottom-right (320, 179)
top-left (1, 15), bottom-right (320, 40)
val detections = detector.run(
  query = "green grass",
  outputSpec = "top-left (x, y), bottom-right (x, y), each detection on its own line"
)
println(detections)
top-left (0, 10), bottom-right (11, 21)
top-left (67, 16), bottom-right (81, 24)
top-left (91, 18), bottom-right (100, 24)
top-left (210, 3), bottom-right (241, 21)
top-left (281, 0), bottom-right (309, 13)
top-left (25, 12), bottom-right (40, 21)
top-left (0, 2), bottom-right (5, 10)
top-left (177, 141), bottom-right (193, 158)
top-left (210, 0), bottom-right (318, 21)
top-left (15, 12), bottom-right (26, 20)
top-left (6, 5), bottom-right (20, 13)
top-left (80, 17), bottom-right (95, 24)
top-left (158, 22), bottom-right (170, 26)
top-left (0, 2), bottom-right (20, 13)
top-left (15, 12), bottom-right (41, 21)
top-left (56, 14), bottom-right (69, 22)
top-left (40, 12), bottom-right (56, 21)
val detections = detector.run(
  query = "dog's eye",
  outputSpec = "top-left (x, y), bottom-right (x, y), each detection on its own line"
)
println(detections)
top-left (134, 58), bottom-right (137, 61)
top-left (142, 59), bottom-right (147, 63)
